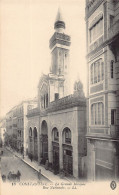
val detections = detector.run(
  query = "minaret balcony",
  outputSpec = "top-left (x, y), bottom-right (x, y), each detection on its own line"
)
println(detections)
top-left (49, 32), bottom-right (71, 49)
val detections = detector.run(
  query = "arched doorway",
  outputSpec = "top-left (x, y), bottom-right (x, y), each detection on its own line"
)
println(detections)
top-left (29, 127), bottom-right (33, 156)
top-left (52, 127), bottom-right (59, 174)
top-left (62, 127), bottom-right (73, 176)
top-left (40, 120), bottom-right (48, 164)
top-left (33, 127), bottom-right (38, 160)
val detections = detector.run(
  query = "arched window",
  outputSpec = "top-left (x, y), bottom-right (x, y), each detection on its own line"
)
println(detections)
top-left (52, 127), bottom-right (59, 141)
top-left (91, 102), bottom-right (104, 125)
top-left (111, 60), bottom-right (114, 78)
top-left (44, 94), bottom-right (45, 108)
top-left (41, 120), bottom-right (48, 135)
top-left (29, 127), bottom-right (32, 137)
top-left (46, 93), bottom-right (48, 108)
top-left (34, 127), bottom-right (37, 138)
top-left (63, 128), bottom-right (71, 144)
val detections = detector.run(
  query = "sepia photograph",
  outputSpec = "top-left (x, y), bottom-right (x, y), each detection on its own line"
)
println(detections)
top-left (0, 0), bottom-right (119, 194)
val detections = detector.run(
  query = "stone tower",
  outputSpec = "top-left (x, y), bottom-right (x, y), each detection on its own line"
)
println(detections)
top-left (49, 8), bottom-right (71, 102)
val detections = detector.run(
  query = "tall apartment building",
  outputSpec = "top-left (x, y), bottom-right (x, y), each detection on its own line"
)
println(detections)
top-left (6, 110), bottom-right (13, 137)
top-left (85, 0), bottom-right (119, 180)
top-left (6, 99), bottom-right (37, 154)
top-left (0, 118), bottom-right (6, 146)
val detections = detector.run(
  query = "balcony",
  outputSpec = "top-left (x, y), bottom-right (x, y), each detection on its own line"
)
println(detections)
top-left (110, 125), bottom-right (119, 139)
top-left (49, 32), bottom-right (71, 49)
top-left (108, 20), bottom-right (119, 40)
top-left (50, 32), bottom-right (70, 44)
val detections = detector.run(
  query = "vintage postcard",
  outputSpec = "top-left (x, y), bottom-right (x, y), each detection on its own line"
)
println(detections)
top-left (0, 0), bottom-right (119, 195)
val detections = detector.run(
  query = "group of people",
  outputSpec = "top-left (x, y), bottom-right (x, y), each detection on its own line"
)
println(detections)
top-left (2, 170), bottom-right (42, 181)
top-left (2, 170), bottom-right (21, 182)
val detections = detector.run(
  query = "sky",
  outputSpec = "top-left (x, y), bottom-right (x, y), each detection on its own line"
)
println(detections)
top-left (0, 0), bottom-right (87, 117)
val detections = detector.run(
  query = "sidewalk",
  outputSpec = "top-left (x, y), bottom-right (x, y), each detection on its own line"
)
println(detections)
top-left (6, 147), bottom-right (70, 183)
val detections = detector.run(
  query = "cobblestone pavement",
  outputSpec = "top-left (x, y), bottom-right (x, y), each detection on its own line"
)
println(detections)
top-left (0, 147), bottom-right (49, 182)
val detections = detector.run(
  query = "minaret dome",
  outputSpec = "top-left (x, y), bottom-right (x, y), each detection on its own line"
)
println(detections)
top-left (54, 7), bottom-right (65, 33)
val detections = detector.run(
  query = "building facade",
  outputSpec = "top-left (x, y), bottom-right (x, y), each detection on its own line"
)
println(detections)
top-left (6, 99), bottom-right (37, 154)
top-left (0, 118), bottom-right (6, 146)
top-left (6, 110), bottom-right (14, 147)
top-left (27, 93), bottom-right (87, 178)
top-left (85, 0), bottom-right (119, 180)
top-left (27, 9), bottom-right (87, 179)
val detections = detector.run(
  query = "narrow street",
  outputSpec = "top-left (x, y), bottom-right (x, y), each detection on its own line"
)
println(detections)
top-left (0, 147), bottom-right (49, 182)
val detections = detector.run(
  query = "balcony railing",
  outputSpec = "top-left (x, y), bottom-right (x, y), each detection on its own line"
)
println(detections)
top-left (50, 32), bottom-right (70, 45)
top-left (110, 125), bottom-right (119, 138)
top-left (108, 20), bottom-right (119, 40)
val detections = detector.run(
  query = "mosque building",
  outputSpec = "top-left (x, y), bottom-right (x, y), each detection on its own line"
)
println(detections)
top-left (27, 8), bottom-right (87, 179)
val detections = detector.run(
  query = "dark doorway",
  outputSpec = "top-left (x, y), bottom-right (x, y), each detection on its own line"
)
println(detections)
top-left (29, 127), bottom-right (33, 156)
top-left (33, 127), bottom-right (38, 160)
top-left (52, 127), bottom-right (59, 174)
top-left (63, 149), bottom-right (73, 175)
top-left (41, 120), bottom-right (48, 164)
top-left (53, 145), bottom-right (59, 174)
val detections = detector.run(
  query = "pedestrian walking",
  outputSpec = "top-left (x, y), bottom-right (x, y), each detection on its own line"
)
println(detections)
top-left (8, 171), bottom-right (12, 181)
top-left (2, 175), bottom-right (6, 182)
top-left (38, 169), bottom-right (41, 180)
top-left (30, 154), bottom-right (33, 162)
top-left (17, 170), bottom-right (21, 182)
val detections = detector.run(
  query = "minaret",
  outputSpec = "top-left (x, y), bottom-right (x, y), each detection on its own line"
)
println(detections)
top-left (54, 7), bottom-right (65, 33)
top-left (49, 8), bottom-right (71, 101)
